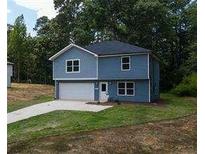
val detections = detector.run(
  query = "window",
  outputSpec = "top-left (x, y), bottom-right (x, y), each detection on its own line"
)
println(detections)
top-left (118, 82), bottom-right (126, 95)
top-left (117, 82), bottom-right (135, 96)
top-left (66, 59), bottom-right (80, 73)
top-left (126, 83), bottom-right (134, 95)
top-left (101, 83), bottom-right (107, 92)
top-left (121, 56), bottom-right (130, 71)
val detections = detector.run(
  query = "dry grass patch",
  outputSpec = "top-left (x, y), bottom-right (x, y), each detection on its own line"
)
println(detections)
top-left (8, 83), bottom-right (54, 102)
top-left (8, 83), bottom-right (54, 112)
top-left (8, 115), bottom-right (196, 154)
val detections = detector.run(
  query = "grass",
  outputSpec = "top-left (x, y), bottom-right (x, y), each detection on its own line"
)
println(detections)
top-left (8, 115), bottom-right (196, 154)
top-left (7, 83), bottom-right (197, 153)
top-left (8, 93), bottom-right (196, 144)
top-left (8, 83), bottom-right (54, 112)
top-left (8, 95), bottom-right (53, 112)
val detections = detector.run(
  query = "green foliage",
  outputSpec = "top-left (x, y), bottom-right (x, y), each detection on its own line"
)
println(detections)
top-left (33, 16), bottom-right (50, 36)
top-left (7, 0), bottom-right (197, 89)
top-left (171, 73), bottom-right (197, 97)
top-left (8, 15), bottom-right (28, 82)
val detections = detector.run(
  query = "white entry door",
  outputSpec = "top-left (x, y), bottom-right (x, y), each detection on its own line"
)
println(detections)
top-left (99, 82), bottom-right (109, 102)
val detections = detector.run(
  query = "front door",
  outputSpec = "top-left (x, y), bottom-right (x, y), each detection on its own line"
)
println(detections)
top-left (99, 82), bottom-right (109, 102)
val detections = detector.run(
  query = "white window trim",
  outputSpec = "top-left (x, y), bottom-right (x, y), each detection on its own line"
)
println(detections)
top-left (121, 56), bottom-right (131, 71)
top-left (100, 82), bottom-right (108, 93)
top-left (117, 81), bottom-right (135, 96)
top-left (65, 59), bottom-right (80, 73)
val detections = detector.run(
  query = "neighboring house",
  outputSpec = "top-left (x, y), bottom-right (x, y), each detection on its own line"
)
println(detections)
top-left (49, 41), bottom-right (160, 102)
top-left (7, 62), bottom-right (13, 87)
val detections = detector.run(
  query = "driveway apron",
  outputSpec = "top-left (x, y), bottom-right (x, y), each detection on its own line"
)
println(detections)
top-left (8, 100), bottom-right (112, 124)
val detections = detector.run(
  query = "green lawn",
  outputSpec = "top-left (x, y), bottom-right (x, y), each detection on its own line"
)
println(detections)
top-left (8, 95), bottom-right (53, 112)
top-left (8, 93), bottom-right (196, 144)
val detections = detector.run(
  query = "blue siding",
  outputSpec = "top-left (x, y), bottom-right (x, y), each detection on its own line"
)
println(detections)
top-left (52, 46), bottom-right (159, 103)
top-left (56, 80), bottom-right (149, 102)
top-left (53, 47), bottom-right (97, 79)
top-left (150, 56), bottom-right (160, 101)
top-left (98, 54), bottom-right (148, 80)
top-left (106, 80), bottom-right (149, 102)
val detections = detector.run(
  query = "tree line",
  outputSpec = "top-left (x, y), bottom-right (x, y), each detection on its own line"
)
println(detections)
top-left (7, 0), bottom-right (197, 91)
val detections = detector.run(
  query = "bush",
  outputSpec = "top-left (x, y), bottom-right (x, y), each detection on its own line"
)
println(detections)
top-left (171, 73), bottom-right (197, 97)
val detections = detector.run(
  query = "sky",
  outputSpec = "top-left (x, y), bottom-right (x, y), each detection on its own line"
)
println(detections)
top-left (7, 0), bottom-right (57, 36)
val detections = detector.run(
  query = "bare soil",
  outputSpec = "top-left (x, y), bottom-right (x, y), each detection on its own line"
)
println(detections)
top-left (8, 83), bottom-right (54, 102)
top-left (8, 115), bottom-right (196, 154)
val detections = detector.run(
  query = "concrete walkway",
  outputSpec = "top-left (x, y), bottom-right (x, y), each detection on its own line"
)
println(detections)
top-left (7, 100), bottom-right (112, 124)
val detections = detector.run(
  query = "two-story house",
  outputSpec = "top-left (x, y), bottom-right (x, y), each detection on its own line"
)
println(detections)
top-left (49, 41), bottom-right (160, 102)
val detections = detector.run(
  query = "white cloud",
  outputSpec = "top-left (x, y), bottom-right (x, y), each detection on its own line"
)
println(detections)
top-left (13, 0), bottom-right (57, 19)
top-left (7, 9), bottom-right (11, 14)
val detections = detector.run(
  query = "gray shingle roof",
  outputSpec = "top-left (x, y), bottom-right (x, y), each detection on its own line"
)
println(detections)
top-left (84, 40), bottom-right (150, 56)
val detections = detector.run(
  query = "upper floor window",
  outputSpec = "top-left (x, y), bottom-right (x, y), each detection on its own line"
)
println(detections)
top-left (121, 56), bottom-right (130, 71)
top-left (66, 59), bottom-right (80, 73)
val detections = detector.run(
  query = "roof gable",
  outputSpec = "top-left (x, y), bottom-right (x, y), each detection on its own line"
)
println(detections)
top-left (49, 43), bottom-right (98, 61)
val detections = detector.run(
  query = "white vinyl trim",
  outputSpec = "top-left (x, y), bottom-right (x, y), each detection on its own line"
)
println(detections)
top-left (65, 59), bottom-right (80, 73)
top-left (49, 43), bottom-right (98, 61)
top-left (54, 78), bottom-right (98, 80)
top-left (100, 82), bottom-right (108, 92)
top-left (121, 56), bottom-right (131, 71)
top-left (117, 81), bottom-right (135, 96)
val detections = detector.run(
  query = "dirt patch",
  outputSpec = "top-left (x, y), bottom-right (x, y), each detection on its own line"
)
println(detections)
top-left (8, 83), bottom-right (54, 103)
top-left (8, 115), bottom-right (197, 154)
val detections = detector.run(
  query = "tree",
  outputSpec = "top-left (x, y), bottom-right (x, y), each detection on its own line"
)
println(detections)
top-left (33, 16), bottom-right (50, 36)
top-left (52, 0), bottom-right (196, 90)
top-left (7, 0), bottom-right (196, 90)
top-left (8, 15), bottom-right (27, 82)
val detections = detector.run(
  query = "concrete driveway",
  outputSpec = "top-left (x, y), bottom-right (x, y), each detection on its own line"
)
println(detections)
top-left (7, 100), bottom-right (112, 124)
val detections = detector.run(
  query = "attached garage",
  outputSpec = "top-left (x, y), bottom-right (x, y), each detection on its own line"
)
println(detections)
top-left (59, 82), bottom-right (95, 101)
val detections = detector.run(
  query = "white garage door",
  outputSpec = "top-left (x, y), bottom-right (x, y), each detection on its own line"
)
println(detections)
top-left (59, 82), bottom-right (95, 101)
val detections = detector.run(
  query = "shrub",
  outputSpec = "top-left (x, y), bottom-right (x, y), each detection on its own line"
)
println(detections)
top-left (171, 73), bottom-right (197, 97)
